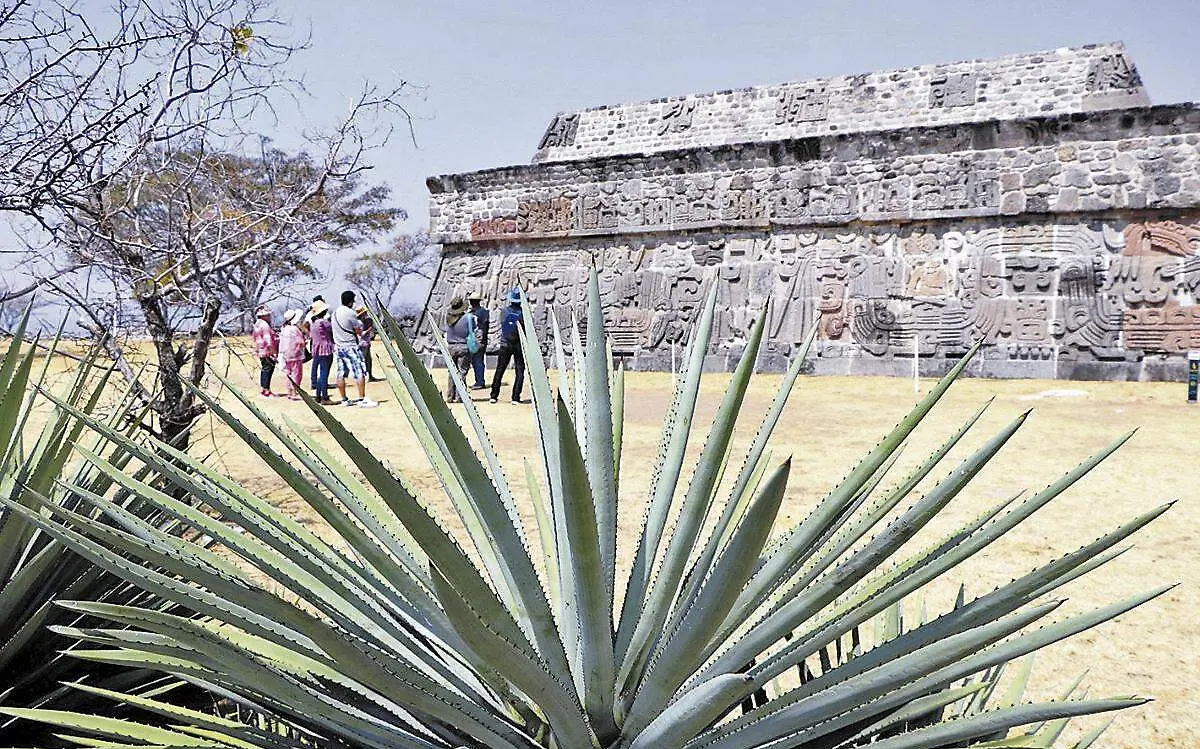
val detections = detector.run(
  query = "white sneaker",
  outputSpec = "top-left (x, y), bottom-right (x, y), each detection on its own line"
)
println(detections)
top-left (341, 398), bottom-right (358, 407)
top-left (358, 398), bottom-right (378, 408)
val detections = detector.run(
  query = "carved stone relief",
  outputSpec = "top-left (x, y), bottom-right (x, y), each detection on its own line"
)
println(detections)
top-left (1086, 54), bottom-right (1142, 92)
top-left (929, 71), bottom-right (977, 108)
top-left (775, 86), bottom-right (829, 124)
top-left (423, 215), bottom-right (1200, 377)
top-left (538, 113), bottom-right (581, 149)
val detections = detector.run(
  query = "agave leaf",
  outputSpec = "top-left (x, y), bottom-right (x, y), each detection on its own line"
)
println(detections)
top-left (554, 396), bottom-right (617, 739)
top-left (627, 459), bottom-right (791, 736)
top-left (615, 280), bottom-right (719, 665)
top-left (787, 587), bottom-right (1166, 749)
top-left (627, 673), bottom-right (753, 749)
top-left (736, 342), bottom-right (982, 631)
top-left (0, 709), bottom-right (213, 746)
top-left (837, 698), bottom-right (1146, 749)
top-left (703, 409), bottom-right (1031, 682)
top-left (611, 355), bottom-right (624, 496)
top-left (671, 324), bottom-right (817, 638)
top-left (511, 292), bottom-right (578, 684)
top-left (582, 271), bottom-right (617, 628)
top-left (621, 302), bottom-right (767, 703)
top-left (837, 681), bottom-right (990, 746)
top-left (429, 566), bottom-right (593, 749)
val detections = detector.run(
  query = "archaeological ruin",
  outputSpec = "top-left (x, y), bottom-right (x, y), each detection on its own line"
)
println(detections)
top-left (418, 42), bottom-right (1200, 379)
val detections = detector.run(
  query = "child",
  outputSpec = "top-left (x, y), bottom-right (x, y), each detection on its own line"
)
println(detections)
top-left (278, 309), bottom-right (306, 401)
top-left (251, 306), bottom-right (278, 397)
top-left (307, 300), bottom-right (335, 404)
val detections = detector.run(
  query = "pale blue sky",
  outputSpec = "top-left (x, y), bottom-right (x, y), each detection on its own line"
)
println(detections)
top-left (273, 0), bottom-right (1200, 239)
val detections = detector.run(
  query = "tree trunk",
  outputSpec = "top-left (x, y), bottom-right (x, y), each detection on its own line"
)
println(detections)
top-left (138, 294), bottom-right (221, 449)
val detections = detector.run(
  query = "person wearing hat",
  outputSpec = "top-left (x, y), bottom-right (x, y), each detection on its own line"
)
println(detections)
top-left (489, 289), bottom-right (526, 404)
top-left (278, 309), bottom-right (306, 401)
top-left (251, 305), bottom-right (279, 397)
top-left (332, 290), bottom-right (377, 408)
top-left (468, 293), bottom-right (490, 389)
top-left (302, 294), bottom-right (324, 390)
top-left (355, 304), bottom-right (382, 382)
top-left (444, 296), bottom-right (477, 403)
top-left (307, 300), bottom-right (335, 404)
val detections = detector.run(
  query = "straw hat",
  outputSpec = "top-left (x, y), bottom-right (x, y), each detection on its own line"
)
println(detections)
top-left (448, 297), bottom-right (467, 315)
top-left (309, 299), bottom-right (329, 318)
top-left (354, 304), bottom-right (368, 316)
top-left (283, 308), bottom-right (300, 324)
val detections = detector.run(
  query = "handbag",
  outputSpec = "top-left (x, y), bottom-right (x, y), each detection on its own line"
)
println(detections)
top-left (465, 314), bottom-right (480, 355)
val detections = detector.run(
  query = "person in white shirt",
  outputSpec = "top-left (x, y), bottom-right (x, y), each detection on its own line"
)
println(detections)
top-left (331, 290), bottom-right (377, 408)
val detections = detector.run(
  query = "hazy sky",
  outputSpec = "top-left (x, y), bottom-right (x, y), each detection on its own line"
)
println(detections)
top-left (272, 0), bottom-right (1200, 240)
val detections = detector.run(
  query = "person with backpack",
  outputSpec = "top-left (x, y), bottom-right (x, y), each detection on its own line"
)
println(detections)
top-left (489, 289), bottom-right (526, 404)
top-left (468, 294), bottom-right (490, 389)
top-left (445, 296), bottom-right (478, 403)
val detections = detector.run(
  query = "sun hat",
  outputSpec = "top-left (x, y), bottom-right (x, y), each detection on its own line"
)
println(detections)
top-left (448, 297), bottom-right (467, 314)
top-left (506, 289), bottom-right (522, 305)
top-left (468, 291), bottom-right (483, 302)
top-left (309, 299), bottom-right (329, 318)
top-left (283, 308), bottom-right (300, 324)
top-left (255, 305), bottom-right (272, 319)
top-left (354, 304), bottom-right (367, 316)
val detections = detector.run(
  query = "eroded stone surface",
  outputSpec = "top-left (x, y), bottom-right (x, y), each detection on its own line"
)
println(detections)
top-left (418, 43), bottom-right (1200, 380)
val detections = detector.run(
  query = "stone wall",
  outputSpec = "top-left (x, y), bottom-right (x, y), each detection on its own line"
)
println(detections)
top-left (432, 106), bottom-right (1200, 246)
top-left (425, 213), bottom-right (1200, 381)
top-left (532, 43), bottom-right (1148, 164)
top-left (418, 44), bottom-right (1200, 380)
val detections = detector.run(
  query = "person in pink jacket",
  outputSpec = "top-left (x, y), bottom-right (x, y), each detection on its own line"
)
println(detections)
top-left (278, 309), bottom-right (306, 401)
top-left (251, 306), bottom-right (279, 397)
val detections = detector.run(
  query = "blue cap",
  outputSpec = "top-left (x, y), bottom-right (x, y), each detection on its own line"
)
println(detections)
top-left (506, 289), bottom-right (522, 304)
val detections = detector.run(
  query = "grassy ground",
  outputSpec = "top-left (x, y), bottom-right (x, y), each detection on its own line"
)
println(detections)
top-left (39, 339), bottom-right (1200, 747)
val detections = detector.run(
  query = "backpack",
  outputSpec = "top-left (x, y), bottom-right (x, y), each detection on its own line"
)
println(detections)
top-left (465, 314), bottom-right (480, 355)
top-left (500, 307), bottom-right (522, 346)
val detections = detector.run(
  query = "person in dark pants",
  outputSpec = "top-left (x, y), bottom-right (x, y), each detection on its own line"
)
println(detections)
top-left (303, 294), bottom-right (324, 391)
top-left (489, 289), bottom-right (526, 404)
top-left (356, 305), bottom-right (382, 382)
top-left (468, 294), bottom-right (490, 389)
top-left (444, 296), bottom-right (476, 403)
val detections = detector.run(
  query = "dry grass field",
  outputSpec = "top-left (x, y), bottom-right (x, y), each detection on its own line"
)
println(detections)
top-left (34, 339), bottom-right (1200, 747)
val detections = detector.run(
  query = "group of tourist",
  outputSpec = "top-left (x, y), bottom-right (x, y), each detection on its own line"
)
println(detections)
top-left (252, 290), bottom-right (381, 408)
top-left (444, 289), bottom-right (527, 405)
top-left (251, 287), bottom-right (530, 409)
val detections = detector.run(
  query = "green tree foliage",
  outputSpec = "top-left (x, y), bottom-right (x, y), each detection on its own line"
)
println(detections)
top-left (0, 271), bottom-right (1169, 748)
top-left (345, 230), bottom-right (436, 314)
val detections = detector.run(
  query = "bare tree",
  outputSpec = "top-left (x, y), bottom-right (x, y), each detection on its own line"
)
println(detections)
top-left (345, 231), bottom-right (436, 314)
top-left (1, 0), bottom-right (416, 446)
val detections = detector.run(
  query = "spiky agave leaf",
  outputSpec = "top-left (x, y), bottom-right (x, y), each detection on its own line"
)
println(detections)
top-left (3, 270), bottom-right (1170, 749)
top-left (0, 308), bottom-right (228, 742)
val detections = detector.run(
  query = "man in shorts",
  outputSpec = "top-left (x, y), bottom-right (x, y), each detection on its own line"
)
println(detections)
top-left (332, 290), bottom-right (377, 408)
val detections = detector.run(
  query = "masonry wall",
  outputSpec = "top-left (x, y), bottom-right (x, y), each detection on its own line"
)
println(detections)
top-left (424, 212), bottom-right (1200, 381)
top-left (419, 47), bottom-right (1200, 381)
top-left (531, 43), bottom-right (1148, 164)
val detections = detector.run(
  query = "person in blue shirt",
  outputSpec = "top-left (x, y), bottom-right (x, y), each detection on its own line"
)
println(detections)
top-left (468, 294), bottom-right (490, 389)
top-left (489, 289), bottom-right (526, 404)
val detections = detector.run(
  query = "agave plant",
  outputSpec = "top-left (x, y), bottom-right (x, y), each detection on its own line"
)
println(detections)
top-left (0, 271), bottom-right (1169, 749)
top-left (0, 311), bottom-right (216, 741)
